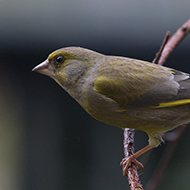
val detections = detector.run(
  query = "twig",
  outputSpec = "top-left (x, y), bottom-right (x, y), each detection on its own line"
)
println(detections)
top-left (123, 129), bottom-right (143, 190)
top-left (152, 31), bottom-right (170, 64)
top-left (123, 18), bottom-right (190, 189)
top-left (158, 19), bottom-right (190, 65)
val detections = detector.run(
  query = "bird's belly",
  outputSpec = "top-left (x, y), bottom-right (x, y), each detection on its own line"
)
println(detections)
top-left (83, 97), bottom-right (190, 135)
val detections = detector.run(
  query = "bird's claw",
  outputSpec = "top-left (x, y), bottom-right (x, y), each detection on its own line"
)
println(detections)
top-left (120, 156), bottom-right (144, 176)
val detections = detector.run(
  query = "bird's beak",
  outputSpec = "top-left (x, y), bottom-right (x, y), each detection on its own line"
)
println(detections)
top-left (32, 60), bottom-right (55, 77)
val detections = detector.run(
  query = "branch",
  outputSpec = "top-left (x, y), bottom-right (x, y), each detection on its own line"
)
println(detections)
top-left (152, 31), bottom-right (170, 64)
top-left (123, 129), bottom-right (143, 190)
top-left (158, 19), bottom-right (190, 65)
top-left (123, 18), bottom-right (190, 189)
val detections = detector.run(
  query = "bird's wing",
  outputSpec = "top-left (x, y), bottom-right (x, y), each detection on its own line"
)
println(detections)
top-left (94, 60), bottom-right (190, 109)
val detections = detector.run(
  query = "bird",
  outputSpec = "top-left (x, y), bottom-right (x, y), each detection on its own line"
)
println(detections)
top-left (32, 47), bottom-right (190, 175)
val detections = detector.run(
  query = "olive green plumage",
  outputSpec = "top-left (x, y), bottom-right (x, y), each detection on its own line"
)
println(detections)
top-left (33, 47), bottom-right (190, 148)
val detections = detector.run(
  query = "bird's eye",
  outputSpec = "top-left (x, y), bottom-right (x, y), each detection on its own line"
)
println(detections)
top-left (56, 56), bottom-right (64, 63)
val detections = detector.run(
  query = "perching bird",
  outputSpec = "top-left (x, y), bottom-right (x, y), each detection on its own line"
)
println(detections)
top-left (32, 47), bottom-right (190, 175)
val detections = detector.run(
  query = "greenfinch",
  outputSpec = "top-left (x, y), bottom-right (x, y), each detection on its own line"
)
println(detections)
top-left (32, 47), bottom-right (190, 175)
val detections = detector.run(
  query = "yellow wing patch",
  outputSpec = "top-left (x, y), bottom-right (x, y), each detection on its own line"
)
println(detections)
top-left (153, 99), bottom-right (190, 108)
top-left (94, 76), bottom-right (135, 105)
top-left (168, 70), bottom-right (175, 74)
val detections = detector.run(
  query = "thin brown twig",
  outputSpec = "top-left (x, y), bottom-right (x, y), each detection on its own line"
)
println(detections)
top-left (152, 31), bottom-right (170, 64)
top-left (158, 19), bottom-right (190, 65)
top-left (123, 129), bottom-right (143, 190)
top-left (123, 18), bottom-right (190, 190)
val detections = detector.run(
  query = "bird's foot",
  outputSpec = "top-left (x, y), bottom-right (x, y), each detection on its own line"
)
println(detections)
top-left (120, 156), bottom-right (144, 176)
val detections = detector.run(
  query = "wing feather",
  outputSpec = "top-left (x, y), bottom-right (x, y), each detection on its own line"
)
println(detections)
top-left (94, 58), bottom-right (190, 109)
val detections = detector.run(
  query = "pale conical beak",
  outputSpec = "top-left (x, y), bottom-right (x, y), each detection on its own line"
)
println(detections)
top-left (32, 60), bottom-right (55, 77)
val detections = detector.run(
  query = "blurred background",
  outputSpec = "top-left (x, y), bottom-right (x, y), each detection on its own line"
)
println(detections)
top-left (0, 0), bottom-right (190, 190)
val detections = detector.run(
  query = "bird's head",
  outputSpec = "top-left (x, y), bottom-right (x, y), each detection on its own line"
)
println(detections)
top-left (32, 47), bottom-right (102, 96)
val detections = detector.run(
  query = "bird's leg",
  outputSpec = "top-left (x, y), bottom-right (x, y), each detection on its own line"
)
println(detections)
top-left (120, 144), bottom-right (153, 176)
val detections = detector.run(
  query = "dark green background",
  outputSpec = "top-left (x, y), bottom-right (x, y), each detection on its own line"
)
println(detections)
top-left (0, 1), bottom-right (190, 190)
